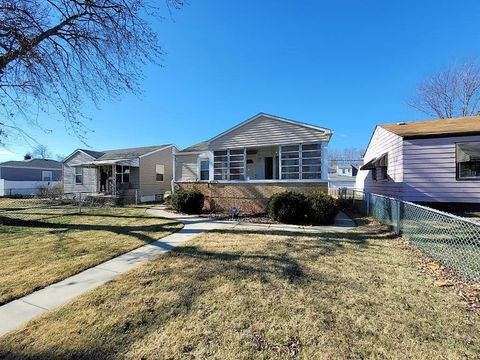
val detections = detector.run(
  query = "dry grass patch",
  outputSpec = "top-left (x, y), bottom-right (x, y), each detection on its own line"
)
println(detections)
top-left (0, 206), bottom-right (181, 304)
top-left (1, 223), bottom-right (479, 359)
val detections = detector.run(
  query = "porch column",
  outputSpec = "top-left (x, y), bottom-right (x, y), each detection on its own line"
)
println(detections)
top-left (243, 147), bottom-right (247, 181)
top-left (112, 164), bottom-right (116, 196)
top-left (278, 145), bottom-right (282, 180)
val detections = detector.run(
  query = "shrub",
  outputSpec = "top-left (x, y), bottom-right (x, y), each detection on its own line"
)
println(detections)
top-left (307, 192), bottom-right (338, 225)
top-left (170, 189), bottom-right (205, 214)
top-left (267, 191), bottom-right (308, 224)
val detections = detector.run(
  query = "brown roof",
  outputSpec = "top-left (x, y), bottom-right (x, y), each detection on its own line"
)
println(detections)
top-left (379, 116), bottom-right (480, 139)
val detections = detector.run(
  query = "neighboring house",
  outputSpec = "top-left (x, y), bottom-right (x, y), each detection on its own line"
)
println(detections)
top-left (0, 158), bottom-right (62, 196)
top-left (328, 160), bottom-right (361, 189)
top-left (63, 144), bottom-right (177, 202)
top-left (174, 113), bottom-right (333, 212)
top-left (356, 116), bottom-right (480, 203)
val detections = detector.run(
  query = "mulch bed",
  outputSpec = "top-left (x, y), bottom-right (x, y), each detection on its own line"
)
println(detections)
top-left (202, 211), bottom-right (278, 224)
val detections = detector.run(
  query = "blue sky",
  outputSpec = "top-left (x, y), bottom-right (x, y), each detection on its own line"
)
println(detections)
top-left (3, 0), bottom-right (480, 160)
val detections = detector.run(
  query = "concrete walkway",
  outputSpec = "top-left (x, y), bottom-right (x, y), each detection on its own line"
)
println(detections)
top-left (0, 208), bottom-right (355, 337)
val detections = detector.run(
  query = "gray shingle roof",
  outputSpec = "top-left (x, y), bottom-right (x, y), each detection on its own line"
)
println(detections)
top-left (0, 159), bottom-right (63, 169)
top-left (179, 141), bottom-right (210, 153)
top-left (78, 145), bottom-right (172, 161)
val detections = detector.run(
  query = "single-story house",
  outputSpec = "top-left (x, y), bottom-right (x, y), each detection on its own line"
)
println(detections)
top-left (63, 144), bottom-right (177, 202)
top-left (174, 113), bottom-right (333, 212)
top-left (0, 158), bottom-right (62, 196)
top-left (355, 116), bottom-right (480, 204)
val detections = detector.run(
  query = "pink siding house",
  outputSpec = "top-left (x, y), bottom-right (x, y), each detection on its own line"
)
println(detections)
top-left (356, 116), bottom-right (480, 204)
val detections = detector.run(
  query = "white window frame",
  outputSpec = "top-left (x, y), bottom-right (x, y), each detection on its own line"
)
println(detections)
top-left (279, 143), bottom-right (322, 180)
top-left (199, 159), bottom-right (210, 181)
top-left (456, 142), bottom-right (480, 180)
top-left (156, 164), bottom-right (165, 182)
top-left (42, 170), bottom-right (53, 182)
top-left (115, 165), bottom-right (130, 183)
top-left (75, 167), bottom-right (83, 184)
top-left (213, 148), bottom-right (246, 181)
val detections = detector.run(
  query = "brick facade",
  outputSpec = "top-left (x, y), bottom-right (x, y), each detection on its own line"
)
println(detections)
top-left (174, 181), bottom-right (329, 213)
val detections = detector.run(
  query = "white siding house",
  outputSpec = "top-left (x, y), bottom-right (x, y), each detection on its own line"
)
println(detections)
top-left (356, 116), bottom-right (480, 203)
top-left (175, 113), bottom-right (333, 183)
top-left (174, 113), bottom-right (333, 212)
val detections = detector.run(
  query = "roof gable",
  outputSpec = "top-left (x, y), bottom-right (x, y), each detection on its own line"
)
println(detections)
top-left (64, 145), bottom-right (172, 163)
top-left (180, 113), bottom-right (332, 152)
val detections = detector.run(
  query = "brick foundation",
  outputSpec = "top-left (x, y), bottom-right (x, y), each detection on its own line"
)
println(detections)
top-left (174, 181), bottom-right (329, 213)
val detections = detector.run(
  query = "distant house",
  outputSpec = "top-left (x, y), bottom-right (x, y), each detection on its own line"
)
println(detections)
top-left (174, 113), bottom-right (332, 212)
top-left (328, 160), bottom-right (361, 189)
top-left (356, 116), bottom-right (480, 203)
top-left (0, 158), bottom-right (62, 196)
top-left (63, 145), bottom-right (177, 202)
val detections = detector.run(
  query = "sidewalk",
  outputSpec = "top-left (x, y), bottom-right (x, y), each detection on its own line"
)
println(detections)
top-left (0, 208), bottom-right (355, 337)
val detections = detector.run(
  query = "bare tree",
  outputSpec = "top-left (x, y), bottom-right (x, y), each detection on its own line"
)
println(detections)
top-left (408, 60), bottom-right (480, 118)
top-left (328, 147), bottom-right (365, 161)
top-left (32, 144), bottom-right (52, 159)
top-left (0, 0), bottom-right (183, 144)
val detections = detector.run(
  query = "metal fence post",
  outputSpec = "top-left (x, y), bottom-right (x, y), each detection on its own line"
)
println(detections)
top-left (135, 189), bottom-right (138, 205)
top-left (366, 192), bottom-right (370, 215)
top-left (78, 192), bottom-right (82, 214)
top-left (395, 199), bottom-right (401, 235)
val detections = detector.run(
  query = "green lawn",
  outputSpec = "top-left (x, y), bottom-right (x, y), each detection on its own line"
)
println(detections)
top-left (0, 205), bottom-right (181, 305)
top-left (0, 221), bottom-right (478, 359)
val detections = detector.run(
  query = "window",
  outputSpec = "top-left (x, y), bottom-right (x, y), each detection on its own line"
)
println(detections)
top-left (456, 142), bottom-right (480, 180)
top-left (280, 143), bottom-right (322, 180)
top-left (75, 167), bottom-right (83, 184)
top-left (371, 168), bottom-right (377, 181)
top-left (42, 170), bottom-right (52, 182)
top-left (116, 165), bottom-right (130, 183)
top-left (199, 160), bottom-right (209, 180)
top-left (156, 164), bottom-right (165, 182)
top-left (214, 149), bottom-right (245, 180)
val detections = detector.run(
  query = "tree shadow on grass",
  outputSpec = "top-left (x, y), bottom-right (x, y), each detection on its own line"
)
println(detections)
top-left (0, 221), bottom-right (399, 359)
top-left (0, 215), bottom-right (180, 244)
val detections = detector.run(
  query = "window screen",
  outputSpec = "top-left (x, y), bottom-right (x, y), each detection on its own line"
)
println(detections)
top-left (75, 167), bottom-right (83, 184)
top-left (116, 165), bottom-right (130, 183)
top-left (200, 160), bottom-right (209, 180)
top-left (42, 171), bottom-right (52, 182)
top-left (213, 149), bottom-right (245, 180)
top-left (156, 164), bottom-right (164, 182)
top-left (280, 143), bottom-right (322, 180)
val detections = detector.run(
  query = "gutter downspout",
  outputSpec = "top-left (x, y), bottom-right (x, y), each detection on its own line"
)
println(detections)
top-left (171, 147), bottom-right (176, 193)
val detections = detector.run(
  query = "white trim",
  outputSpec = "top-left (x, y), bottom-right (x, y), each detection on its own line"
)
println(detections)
top-left (63, 149), bottom-right (97, 163)
top-left (175, 179), bottom-right (329, 184)
top-left (41, 170), bottom-right (53, 182)
top-left (155, 164), bottom-right (165, 182)
top-left (138, 144), bottom-right (177, 158)
top-left (175, 150), bottom-right (203, 155)
top-left (197, 152), bottom-right (211, 181)
top-left (172, 146), bottom-right (176, 191)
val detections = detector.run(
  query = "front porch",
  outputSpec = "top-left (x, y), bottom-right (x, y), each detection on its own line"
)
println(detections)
top-left (204, 143), bottom-right (326, 182)
top-left (74, 159), bottom-right (140, 197)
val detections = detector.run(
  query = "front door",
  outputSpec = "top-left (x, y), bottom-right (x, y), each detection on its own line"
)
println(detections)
top-left (265, 157), bottom-right (273, 180)
top-left (247, 159), bottom-right (256, 180)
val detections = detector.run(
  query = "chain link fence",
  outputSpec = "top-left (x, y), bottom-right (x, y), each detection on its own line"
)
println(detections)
top-left (0, 192), bottom-right (81, 225)
top-left (0, 190), bottom-right (141, 225)
top-left (332, 188), bottom-right (480, 283)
